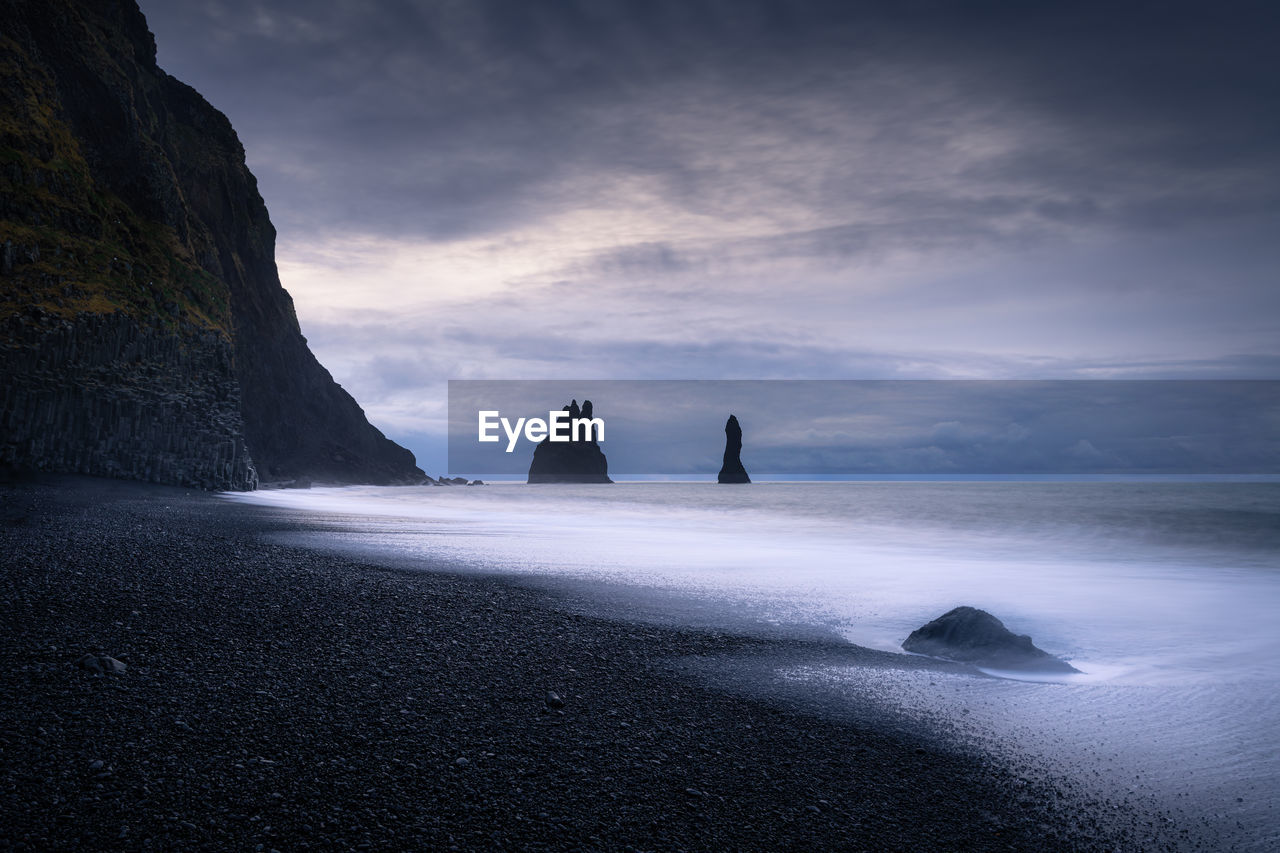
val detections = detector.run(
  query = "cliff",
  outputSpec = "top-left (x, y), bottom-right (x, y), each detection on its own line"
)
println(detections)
top-left (0, 0), bottom-right (422, 488)
top-left (527, 399), bottom-right (612, 484)
top-left (717, 414), bottom-right (750, 484)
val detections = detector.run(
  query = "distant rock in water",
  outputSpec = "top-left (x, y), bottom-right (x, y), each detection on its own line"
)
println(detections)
top-left (527, 399), bottom-right (612, 484)
top-left (717, 415), bottom-right (750, 484)
top-left (903, 606), bottom-right (1080, 673)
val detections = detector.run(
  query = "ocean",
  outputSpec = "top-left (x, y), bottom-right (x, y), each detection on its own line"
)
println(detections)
top-left (228, 481), bottom-right (1280, 848)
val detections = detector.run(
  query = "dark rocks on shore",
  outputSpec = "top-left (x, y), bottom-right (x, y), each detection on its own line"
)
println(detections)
top-left (100, 655), bottom-right (127, 675)
top-left (717, 414), bottom-right (751, 484)
top-left (528, 399), bottom-right (612, 484)
top-left (902, 606), bottom-right (1080, 673)
top-left (78, 653), bottom-right (126, 676)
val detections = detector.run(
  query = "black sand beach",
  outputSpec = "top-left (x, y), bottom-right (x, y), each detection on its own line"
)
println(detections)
top-left (0, 476), bottom-right (1185, 851)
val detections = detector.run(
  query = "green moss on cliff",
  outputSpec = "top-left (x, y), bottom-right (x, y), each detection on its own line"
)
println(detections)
top-left (0, 32), bottom-right (231, 336)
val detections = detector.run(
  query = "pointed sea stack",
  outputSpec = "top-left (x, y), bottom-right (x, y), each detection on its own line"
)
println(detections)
top-left (717, 415), bottom-right (750, 484)
top-left (527, 399), bottom-right (612, 483)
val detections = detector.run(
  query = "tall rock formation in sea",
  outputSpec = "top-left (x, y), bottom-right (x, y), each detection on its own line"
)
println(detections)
top-left (0, 0), bottom-right (423, 488)
top-left (717, 414), bottom-right (750, 484)
top-left (527, 399), bottom-right (612, 484)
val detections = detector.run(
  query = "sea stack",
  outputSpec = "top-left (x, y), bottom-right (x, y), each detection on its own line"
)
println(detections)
top-left (527, 400), bottom-right (612, 483)
top-left (903, 606), bottom-right (1079, 674)
top-left (717, 414), bottom-right (750, 484)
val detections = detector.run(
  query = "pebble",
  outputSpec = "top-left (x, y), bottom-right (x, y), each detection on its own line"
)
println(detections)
top-left (101, 656), bottom-right (127, 675)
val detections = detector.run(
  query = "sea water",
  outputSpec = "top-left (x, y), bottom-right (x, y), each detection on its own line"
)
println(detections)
top-left (227, 481), bottom-right (1280, 848)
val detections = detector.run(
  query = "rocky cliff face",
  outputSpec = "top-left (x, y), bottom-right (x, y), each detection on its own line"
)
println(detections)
top-left (0, 0), bottom-right (422, 488)
top-left (2, 308), bottom-right (258, 489)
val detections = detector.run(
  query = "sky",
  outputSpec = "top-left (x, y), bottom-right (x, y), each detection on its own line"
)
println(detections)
top-left (138, 0), bottom-right (1280, 473)
top-left (447, 380), bottom-right (1280, 476)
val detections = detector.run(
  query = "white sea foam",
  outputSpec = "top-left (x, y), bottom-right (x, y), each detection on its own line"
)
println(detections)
top-left (226, 481), bottom-right (1280, 848)
top-left (229, 482), bottom-right (1280, 684)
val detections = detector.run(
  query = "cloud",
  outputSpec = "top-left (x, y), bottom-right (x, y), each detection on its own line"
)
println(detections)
top-left (134, 0), bottom-right (1280, 471)
top-left (1065, 438), bottom-right (1108, 464)
top-left (443, 379), bottom-right (1280, 475)
top-left (144, 0), bottom-right (1280, 245)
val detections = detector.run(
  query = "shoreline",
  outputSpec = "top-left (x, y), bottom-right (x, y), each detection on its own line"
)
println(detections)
top-left (1, 475), bottom-right (1187, 850)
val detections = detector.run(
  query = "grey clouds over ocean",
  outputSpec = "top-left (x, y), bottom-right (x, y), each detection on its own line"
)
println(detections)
top-left (139, 1), bottom-right (1280, 470)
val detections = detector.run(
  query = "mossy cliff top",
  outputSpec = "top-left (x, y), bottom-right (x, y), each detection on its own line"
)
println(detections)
top-left (0, 2), bottom-right (247, 335)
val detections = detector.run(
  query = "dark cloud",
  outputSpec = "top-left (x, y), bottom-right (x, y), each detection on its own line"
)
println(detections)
top-left (134, 0), bottom-right (1280, 473)
top-left (141, 0), bottom-right (1280, 245)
